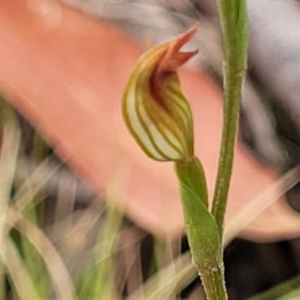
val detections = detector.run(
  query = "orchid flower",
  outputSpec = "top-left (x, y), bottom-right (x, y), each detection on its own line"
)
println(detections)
top-left (122, 26), bottom-right (198, 162)
top-left (121, 1), bottom-right (247, 296)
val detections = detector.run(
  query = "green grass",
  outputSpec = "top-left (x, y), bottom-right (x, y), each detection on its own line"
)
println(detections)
top-left (0, 97), bottom-right (299, 300)
top-left (0, 98), bottom-right (202, 300)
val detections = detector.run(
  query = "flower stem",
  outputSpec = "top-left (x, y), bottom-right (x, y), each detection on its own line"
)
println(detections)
top-left (212, 0), bottom-right (248, 240)
top-left (199, 263), bottom-right (228, 300)
top-left (175, 158), bottom-right (227, 300)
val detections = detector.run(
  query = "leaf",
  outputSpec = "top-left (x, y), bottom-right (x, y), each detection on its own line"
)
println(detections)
top-left (0, 0), bottom-right (299, 241)
top-left (175, 157), bottom-right (221, 268)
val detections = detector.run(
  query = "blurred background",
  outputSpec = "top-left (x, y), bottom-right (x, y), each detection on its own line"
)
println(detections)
top-left (1, 0), bottom-right (300, 299)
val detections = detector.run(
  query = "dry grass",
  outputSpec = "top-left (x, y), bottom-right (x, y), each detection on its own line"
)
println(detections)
top-left (0, 96), bottom-right (299, 300)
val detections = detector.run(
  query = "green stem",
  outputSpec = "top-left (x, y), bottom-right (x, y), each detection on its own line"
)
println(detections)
top-left (175, 158), bottom-right (227, 300)
top-left (199, 263), bottom-right (227, 300)
top-left (212, 0), bottom-right (248, 240)
top-left (211, 62), bottom-right (244, 239)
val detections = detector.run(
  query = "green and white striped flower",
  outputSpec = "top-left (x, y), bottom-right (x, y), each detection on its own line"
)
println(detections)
top-left (122, 26), bottom-right (197, 162)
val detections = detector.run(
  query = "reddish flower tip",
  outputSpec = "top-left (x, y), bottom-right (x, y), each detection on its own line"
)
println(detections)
top-left (158, 25), bottom-right (199, 73)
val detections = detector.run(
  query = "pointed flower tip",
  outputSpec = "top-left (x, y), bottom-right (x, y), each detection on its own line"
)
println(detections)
top-left (172, 24), bottom-right (198, 53)
top-left (160, 25), bottom-right (198, 72)
top-left (122, 26), bottom-right (197, 162)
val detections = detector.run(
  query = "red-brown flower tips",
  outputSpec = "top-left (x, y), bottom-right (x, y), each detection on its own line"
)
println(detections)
top-left (122, 26), bottom-right (198, 161)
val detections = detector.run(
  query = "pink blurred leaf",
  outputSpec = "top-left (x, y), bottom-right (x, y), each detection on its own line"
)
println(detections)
top-left (0, 0), bottom-right (299, 241)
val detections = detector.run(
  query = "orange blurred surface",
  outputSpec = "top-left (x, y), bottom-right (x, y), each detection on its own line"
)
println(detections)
top-left (0, 0), bottom-right (299, 241)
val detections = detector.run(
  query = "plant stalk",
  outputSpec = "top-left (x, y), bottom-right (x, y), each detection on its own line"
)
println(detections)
top-left (176, 158), bottom-right (228, 300)
top-left (212, 0), bottom-right (248, 240)
top-left (211, 63), bottom-right (244, 240)
top-left (199, 263), bottom-right (227, 300)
